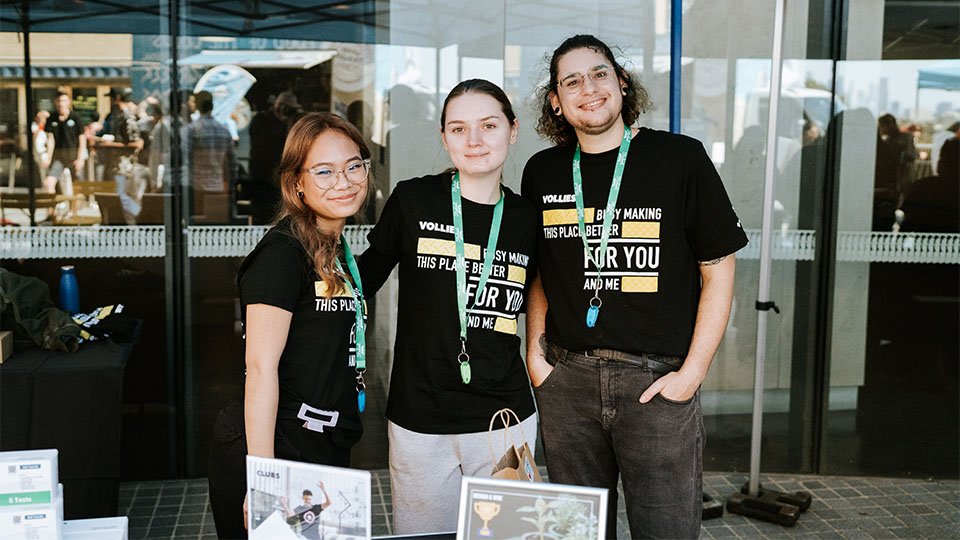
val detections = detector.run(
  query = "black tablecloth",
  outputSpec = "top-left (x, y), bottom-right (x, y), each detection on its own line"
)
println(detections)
top-left (0, 339), bottom-right (131, 519)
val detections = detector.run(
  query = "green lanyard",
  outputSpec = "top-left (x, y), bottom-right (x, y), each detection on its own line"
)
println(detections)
top-left (335, 235), bottom-right (367, 412)
top-left (573, 125), bottom-right (632, 328)
top-left (452, 172), bottom-right (504, 384)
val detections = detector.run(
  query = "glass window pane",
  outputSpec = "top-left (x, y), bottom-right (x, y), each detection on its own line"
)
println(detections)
top-left (823, 0), bottom-right (959, 477)
top-left (0, 3), bottom-right (177, 485)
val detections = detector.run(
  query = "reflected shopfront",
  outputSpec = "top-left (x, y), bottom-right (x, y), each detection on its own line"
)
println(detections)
top-left (0, 0), bottom-right (956, 482)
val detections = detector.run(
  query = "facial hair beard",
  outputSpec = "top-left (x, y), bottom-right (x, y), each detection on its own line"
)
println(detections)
top-left (567, 104), bottom-right (622, 137)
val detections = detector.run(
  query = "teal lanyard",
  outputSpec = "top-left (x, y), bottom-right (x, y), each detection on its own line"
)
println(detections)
top-left (335, 235), bottom-right (367, 412)
top-left (452, 172), bottom-right (504, 384)
top-left (573, 125), bottom-right (632, 328)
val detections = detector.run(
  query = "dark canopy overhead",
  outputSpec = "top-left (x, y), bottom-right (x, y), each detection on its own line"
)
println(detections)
top-left (0, 0), bottom-right (382, 43)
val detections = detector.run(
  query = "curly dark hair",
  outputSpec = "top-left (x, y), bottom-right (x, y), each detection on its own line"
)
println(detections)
top-left (534, 35), bottom-right (653, 147)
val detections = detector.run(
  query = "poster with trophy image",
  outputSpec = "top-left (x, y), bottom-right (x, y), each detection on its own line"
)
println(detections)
top-left (246, 455), bottom-right (371, 540)
top-left (456, 476), bottom-right (608, 540)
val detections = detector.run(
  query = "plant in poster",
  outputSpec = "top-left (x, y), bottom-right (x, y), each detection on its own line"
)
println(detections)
top-left (517, 496), bottom-right (557, 540)
top-left (548, 496), bottom-right (598, 540)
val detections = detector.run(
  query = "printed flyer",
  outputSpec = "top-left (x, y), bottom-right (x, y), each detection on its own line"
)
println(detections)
top-left (246, 456), bottom-right (371, 540)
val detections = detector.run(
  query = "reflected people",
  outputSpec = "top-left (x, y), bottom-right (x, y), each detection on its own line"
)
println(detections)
top-left (207, 113), bottom-right (370, 540)
top-left (347, 99), bottom-right (386, 221)
top-left (32, 110), bottom-right (51, 187)
top-left (185, 90), bottom-right (236, 222)
top-left (147, 100), bottom-right (170, 192)
top-left (873, 113), bottom-right (917, 231)
top-left (358, 79), bottom-right (536, 535)
top-left (44, 92), bottom-right (87, 193)
top-left (247, 91), bottom-right (302, 224)
top-left (97, 87), bottom-right (142, 222)
top-left (384, 84), bottom-right (443, 182)
top-left (900, 125), bottom-right (959, 233)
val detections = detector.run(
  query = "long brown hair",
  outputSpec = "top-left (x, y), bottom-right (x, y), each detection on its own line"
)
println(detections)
top-left (534, 34), bottom-right (653, 147)
top-left (275, 112), bottom-right (372, 297)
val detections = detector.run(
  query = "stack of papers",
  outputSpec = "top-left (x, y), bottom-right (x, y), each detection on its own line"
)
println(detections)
top-left (0, 449), bottom-right (127, 540)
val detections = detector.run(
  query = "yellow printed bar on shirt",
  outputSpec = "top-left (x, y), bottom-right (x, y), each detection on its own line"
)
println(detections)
top-left (315, 281), bottom-right (351, 298)
top-left (542, 207), bottom-right (595, 226)
top-left (621, 221), bottom-right (660, 238)
top-left (506, 265), bottom-right (526, 284)
top-left (416, 237), bottom-right (481, 260)
top-left (621, 276), bottom-right (658, 293)
top-left (494, 317), bottom-right (518, 334)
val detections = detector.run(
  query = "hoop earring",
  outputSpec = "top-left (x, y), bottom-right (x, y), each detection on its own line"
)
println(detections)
top-left (297, 190), bottom-right (304, 199)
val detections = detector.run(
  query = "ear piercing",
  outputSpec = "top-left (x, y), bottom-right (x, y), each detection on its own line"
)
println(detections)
top-left (554, 106), bottom-right (561, 115)
top-left (297, 190), bottom-right (304, 199)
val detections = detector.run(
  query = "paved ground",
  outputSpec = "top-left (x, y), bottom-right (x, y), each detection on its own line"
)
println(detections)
top-left (117, 471), bottom-right (959, 539)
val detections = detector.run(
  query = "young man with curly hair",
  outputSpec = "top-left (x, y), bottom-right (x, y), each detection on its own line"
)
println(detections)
top-left (521, 34), bottom-right (747, 539)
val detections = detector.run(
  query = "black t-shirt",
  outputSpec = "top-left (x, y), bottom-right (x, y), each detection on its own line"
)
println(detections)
top-left (521, 128), bottom-right (748, 357)
top-left (237, 217), bottom-right (363, 454)
top-left (361, 174), bottom-right (537, 434)
top-left (48, 112), bottom-right (83, 162)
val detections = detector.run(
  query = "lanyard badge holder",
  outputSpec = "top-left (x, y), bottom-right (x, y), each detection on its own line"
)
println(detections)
top-left (337, 236), bottom-right (368, 412)
top-left (452, 172), bottom-right (504, 384)
top-left (573, 125), bottom-right (632, 328)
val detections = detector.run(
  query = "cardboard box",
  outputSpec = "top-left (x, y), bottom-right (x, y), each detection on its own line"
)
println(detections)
top-left (0, 490), bottom-right (63, 540)
top-left (0, 449), bottom-right (59, 507)
top-left (0, 330), bottom-right (11, 363)
top-left (63, 516), bottom-right (129, 540)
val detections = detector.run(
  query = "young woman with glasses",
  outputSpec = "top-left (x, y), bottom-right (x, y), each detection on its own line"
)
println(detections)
top-left (207, 112), bottom-right (372, 539)
top-left (358, 79), bottom-right (538, 535)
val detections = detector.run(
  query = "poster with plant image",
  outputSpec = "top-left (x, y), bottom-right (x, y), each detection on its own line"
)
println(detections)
top-left (246, 455), bottom-right (371, 540)
top-left (456, 476), bottom-right (607, 540)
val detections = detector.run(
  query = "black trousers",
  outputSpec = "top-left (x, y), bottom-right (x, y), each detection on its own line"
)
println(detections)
top-left (207, 394), bottom-right (351, 539)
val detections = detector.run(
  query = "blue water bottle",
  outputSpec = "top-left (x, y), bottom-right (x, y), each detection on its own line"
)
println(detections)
top-left (59, 265), bottom-right (80, 314)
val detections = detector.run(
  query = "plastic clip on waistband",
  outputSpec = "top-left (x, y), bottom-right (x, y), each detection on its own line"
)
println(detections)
top-left (755, 300), bottom-right (780, 314)
top-left (296, 403), bottom-right (340, 433)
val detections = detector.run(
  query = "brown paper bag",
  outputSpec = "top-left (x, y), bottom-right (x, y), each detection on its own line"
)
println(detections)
top-left (488, 408), bottom-right (542, 483)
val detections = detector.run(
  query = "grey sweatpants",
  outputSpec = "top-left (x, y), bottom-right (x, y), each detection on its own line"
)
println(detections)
top-left (387, 414), bottom-right (538, 535)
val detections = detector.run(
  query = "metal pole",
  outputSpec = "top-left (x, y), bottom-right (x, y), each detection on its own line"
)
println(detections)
top-left (749, 0), bottom-right (787, 497)
top-left (21, 0), bottom-right (36, 226)
top-left (167, 0), bottom-right (182, 478)
top-left (669, 0), bottom-right (682, 134)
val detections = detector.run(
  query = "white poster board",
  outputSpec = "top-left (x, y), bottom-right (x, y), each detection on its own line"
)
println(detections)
top-left (456, 477), bottom-right (608, 540)
top-left (246, 456), bottom-right (371, 540)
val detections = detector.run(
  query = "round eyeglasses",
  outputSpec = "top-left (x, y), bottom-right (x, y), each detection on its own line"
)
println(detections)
top-left (557, 67), bottom-right (614, 94)
top-left (301, 159), bottom-right (371, 190)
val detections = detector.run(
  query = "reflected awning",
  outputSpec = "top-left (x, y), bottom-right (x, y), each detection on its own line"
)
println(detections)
top-left (178, 50), bottom-right (337, 69)
top-left (0, 65), bottom-right (129, 79)
top-left (918, 61), bottom-right (960, 91)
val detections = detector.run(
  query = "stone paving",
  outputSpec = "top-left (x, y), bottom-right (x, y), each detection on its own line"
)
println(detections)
top-left (117, 471), bottom-right (959, 539)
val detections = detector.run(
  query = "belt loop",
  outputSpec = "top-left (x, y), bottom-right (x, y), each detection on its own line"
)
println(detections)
top-left (640, 352), bottom-right (650, 372)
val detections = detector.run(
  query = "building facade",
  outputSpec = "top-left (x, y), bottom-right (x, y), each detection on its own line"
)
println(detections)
top-left (0, 0), bottom-right (957, 480)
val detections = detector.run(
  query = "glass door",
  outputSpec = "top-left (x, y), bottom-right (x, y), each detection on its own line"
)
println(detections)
top-left (821, 0), bottom-right (959, 477)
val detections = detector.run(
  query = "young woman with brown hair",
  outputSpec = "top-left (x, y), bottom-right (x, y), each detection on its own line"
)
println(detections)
top-left (207, 112), bottom-right (372, 539)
